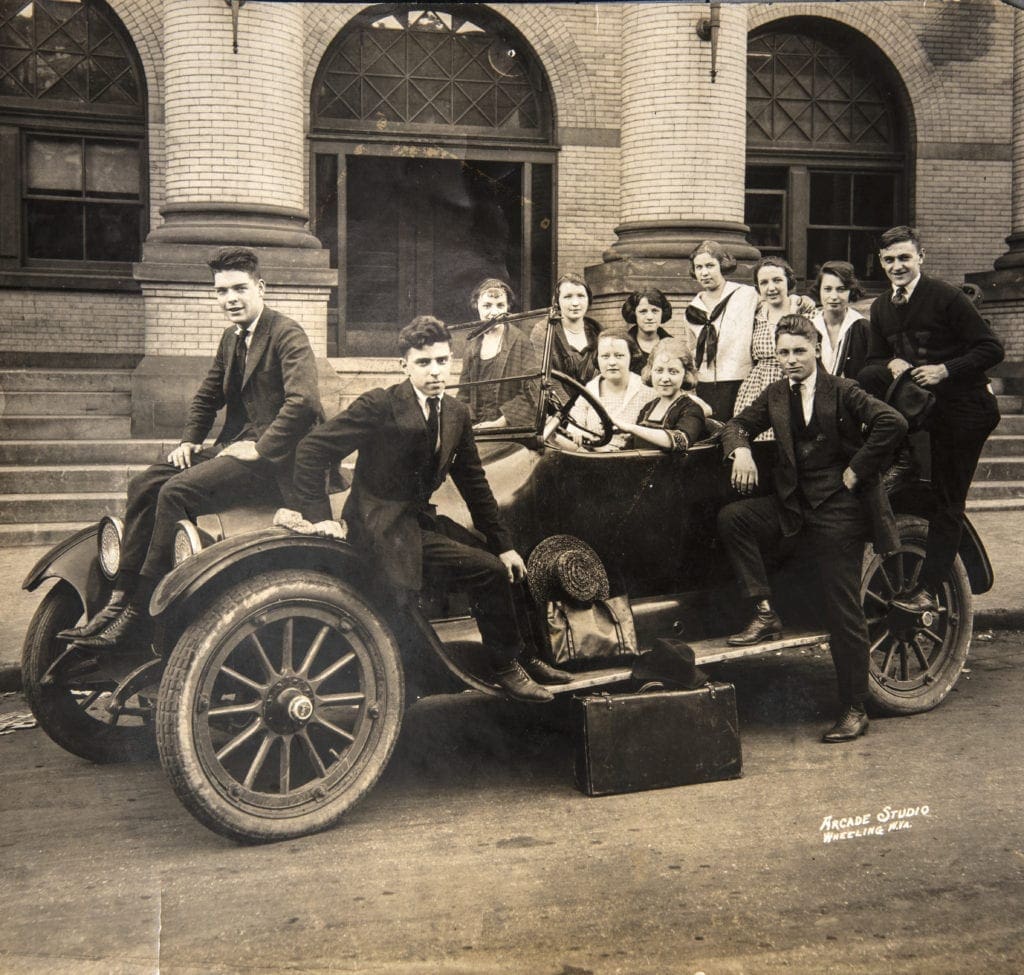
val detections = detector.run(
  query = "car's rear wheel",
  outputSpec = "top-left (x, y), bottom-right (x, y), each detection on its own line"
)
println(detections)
top-left (21, 581), bottom-right (156, 763)
top-left (861, 515), bottom-right (972, 715)
top-left (156, 570), bottom-right (403, 843)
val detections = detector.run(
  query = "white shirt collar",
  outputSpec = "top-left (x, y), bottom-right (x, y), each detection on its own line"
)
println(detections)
top-left (411, 381), bottom-right (442, 420)
top-left (234, 310), bottom-right (263, 344)
top-left (813, 308), bottom-right (861, 373)
top-left (894, 274), bottom-right (921, 300)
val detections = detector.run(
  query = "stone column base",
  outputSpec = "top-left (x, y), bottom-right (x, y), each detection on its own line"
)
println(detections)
top-left (965, 267), bottom-right (1024, 366)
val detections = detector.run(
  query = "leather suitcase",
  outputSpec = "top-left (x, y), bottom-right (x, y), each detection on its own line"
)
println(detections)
top-left (573, 682), bottom-right (742, 796)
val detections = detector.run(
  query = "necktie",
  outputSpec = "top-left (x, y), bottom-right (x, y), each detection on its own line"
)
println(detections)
top-left (685, 290), bottom-right (737, 369)
top-left (231, 326), bottom-right (249, 394)
top-left (791, 381), bottom-right (806, 430)
top-left (892, 286), bottom-right (908, 306)
top-left (426, 395), bottom-right (440, 455)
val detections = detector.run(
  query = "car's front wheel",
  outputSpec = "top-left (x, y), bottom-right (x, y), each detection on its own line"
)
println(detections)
top-left (156, 570), bottom-right (404, 843)
top-left (861, 515), bottom-right (972, 715)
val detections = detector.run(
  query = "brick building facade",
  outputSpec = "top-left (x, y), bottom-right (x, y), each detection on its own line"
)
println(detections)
top-left (0, 0), bottom-right (1020, 431)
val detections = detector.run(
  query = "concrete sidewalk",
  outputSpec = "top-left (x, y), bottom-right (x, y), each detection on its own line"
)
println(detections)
top-left (3, 510), bottom-right (1022, 690)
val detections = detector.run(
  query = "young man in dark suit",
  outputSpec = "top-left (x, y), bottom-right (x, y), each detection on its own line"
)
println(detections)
top-left (859, 226), bottom-right (1004, 614)
top-left (65, 247), bottom-right (322, 653)
top-left (289, 315), bottom-right (568, 703)
top-left (718, 315), bottom-right (907, 742)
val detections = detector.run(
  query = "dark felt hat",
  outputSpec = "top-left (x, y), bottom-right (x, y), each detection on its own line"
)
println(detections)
top-left (631, 638), bottom-right (710, 691)
top-left (526, 534), bottom-right (610, 604)
top-left (885, 370), bottom-right (935, 432)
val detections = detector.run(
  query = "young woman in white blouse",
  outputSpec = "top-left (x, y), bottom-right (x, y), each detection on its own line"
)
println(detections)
top-left (810, 260), bottom-right (870, 379)
top-left (684, 240), bottom-right (759, 419)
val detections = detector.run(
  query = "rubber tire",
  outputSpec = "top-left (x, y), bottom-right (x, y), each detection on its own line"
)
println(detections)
top-left (863, 515), bottom-right (973, 716)
top-left (21, 581), bottom-right (157, 763)
top-left (156, 570), bottom-right (404, 843)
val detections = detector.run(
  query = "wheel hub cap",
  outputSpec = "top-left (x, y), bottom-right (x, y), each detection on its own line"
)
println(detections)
top-left (264, 677), bottom-right (315, 733)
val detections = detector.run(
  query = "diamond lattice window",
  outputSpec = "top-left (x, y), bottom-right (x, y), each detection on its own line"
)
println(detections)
top-left (314, 6), bottom-right (548, 137)
top-left (0, 0), bottom-right (142, 108)
top-left (747, 30), bottom-right (897, 152)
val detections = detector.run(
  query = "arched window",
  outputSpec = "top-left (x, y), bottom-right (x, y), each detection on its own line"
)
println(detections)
top-left (311, 5), bottom-right (554, 356)
top-left (0, 0), bottom-right (147, 286)
top-left (745, 19), bottom-right (910, 285)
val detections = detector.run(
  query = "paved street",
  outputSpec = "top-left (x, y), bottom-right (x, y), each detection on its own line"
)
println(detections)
top-left (1, 632), bottom-right (1022, 974)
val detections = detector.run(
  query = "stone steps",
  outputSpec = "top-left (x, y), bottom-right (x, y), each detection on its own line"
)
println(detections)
top-left (0, 390), bottom-right (132, 416)
top-left (0, 369), bottom-right (132, 392)
top-left (0, 439), bottom-right (177, 465)
top-left (0, 492), bottom-right (125, 525)
top-left (0, 464), bottom-right (148, 494)
top-left (0, 415), bottom-right (132, 440)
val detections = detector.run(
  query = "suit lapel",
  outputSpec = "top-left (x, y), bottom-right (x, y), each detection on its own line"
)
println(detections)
top-left (769, 380), bottom-right (796, 469)
top-left (242, 309), bottom-right (273, 389)
top-left (437, 393), bottom-right (460, 472)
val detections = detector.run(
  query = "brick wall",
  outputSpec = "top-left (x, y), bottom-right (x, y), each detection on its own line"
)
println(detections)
top-left (139, 288), bottom-right (329, 358)
top-left (0, 292), bottom-right (145, 354)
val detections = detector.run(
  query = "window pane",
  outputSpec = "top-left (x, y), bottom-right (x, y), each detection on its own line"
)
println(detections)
top-left (27, 200), bottom-right (84, 259)
top-left (851, 230), bottom-right (885, 282)
top-left (85, 141), bottom-right (140, 197)
top-left (746, 167), bottom-right (788, 190)
top-left (809, 172), bottom-right (851, 225)
top-left (27, 137), bottom-right (82, 194)
top-left (529, 162), bottom-right (552, 310)
top-left (745, 191), bottom-right (784, 249)
top-left (806, 228), bottom-right (849, 279)
top-left (85, 202), bottom-right (140, 261)
top-left (853, 173), bottom-right (895, 228)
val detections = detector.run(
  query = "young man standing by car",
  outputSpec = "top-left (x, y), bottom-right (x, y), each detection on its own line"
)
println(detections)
top-left (717, 315), bottom-right (906, 743)
top-left (63, 247), bottom-right (322, 654)
top-left (858, 225), bottom-right (1004, 614)
top-left (288, 315), bottom-right (567, 703)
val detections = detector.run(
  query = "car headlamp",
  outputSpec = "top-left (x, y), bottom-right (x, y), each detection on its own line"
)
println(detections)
top-left (173, 520), bottom-right (204, 566)
top-left (97, 516), bottom-right (124, 580)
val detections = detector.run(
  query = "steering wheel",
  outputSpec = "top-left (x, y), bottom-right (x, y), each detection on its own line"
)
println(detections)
top-left (542, 369), bottom-right (616, 449)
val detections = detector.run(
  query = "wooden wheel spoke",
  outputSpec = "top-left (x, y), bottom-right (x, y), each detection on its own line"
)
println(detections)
top-left (248, 632), bottom-right (278, 681)
top-left (208, 700), bottom-right (262, 719)
top-left (281, 618), bottom-right (294, 673)
top-left (869, 631), bottom-right (891, 656)
top-left (311, 651), bottom-right (356, 688)
top-left (220, 665), bottom-right (266, 694)
top-left (75, 690), bottom-right (102, 711)
top-left (864, 588), bottom-right (889, 610)
top-left (879, 638), bottom-right (897, 676)
top-left (279, 735), bottom-right (292, 794)
top-left (298, 625), bottom-right (332, 678)
top-left (911, 641), bottom-right (932, 673)
top-left (920, 627), bottom-right (944, 645)
top-left (891, 556), bottom-right (906, 593)
top-left (297, 729), bottom-right (328, 778)
top-left (313, 713), bottom-right (356, 744)
top-left (215, 717), bottom-right (263, 761)
top-left (899, 642), bottom-right (910, 681)
top-left (875, 564), bottom-right (896, 596)
top-left (242, 732), bottom-right (275, 789)
top-left (317, 691), bottom-right (365, 706)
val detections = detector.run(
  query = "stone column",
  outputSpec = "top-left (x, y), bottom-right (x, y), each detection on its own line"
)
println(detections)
top-left (587, 2), bottom-right (758, 324)
top-left (967, 8), bottom-right (1024, 368)
top-left (132, 0), bottom-right (338, 435)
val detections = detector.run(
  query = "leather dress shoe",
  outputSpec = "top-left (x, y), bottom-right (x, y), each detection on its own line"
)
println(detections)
top-left (822, 705), bottom-right (869, 743)
top-left (520, 657), bottom-right (574, 685)
top-left (892, 587), bottom-right (937, 614)
top-left (726, 609), bottom-right (783, 647)
top-left (57, 590), bottom-right (128, 641)
top-left (494, 661), bottom-right (554, 703)
top-left (71, 606), bottom-right (152, 655)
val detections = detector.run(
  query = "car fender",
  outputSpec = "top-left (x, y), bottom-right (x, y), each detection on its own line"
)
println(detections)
top-left (22, 524), bottom-right (110, 616)
top-left (891, 484), bottom-right (993, 594)
top-left (150, 528), bottom-right (368, 616)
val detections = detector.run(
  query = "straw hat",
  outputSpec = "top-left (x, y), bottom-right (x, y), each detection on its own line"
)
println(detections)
top-left (526, 534), bottom-right (610, 604)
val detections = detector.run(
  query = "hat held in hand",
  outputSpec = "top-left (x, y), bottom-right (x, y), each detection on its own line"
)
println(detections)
top-left (527, 534), bottom-right (610, 604)
top-left (885, 370), bottom-right (935, 432)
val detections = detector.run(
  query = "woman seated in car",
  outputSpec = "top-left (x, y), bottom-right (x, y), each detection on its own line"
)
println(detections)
top-left (458, 277), bottom-right (540, 430)
top-left (565, 329), bottom-right (655, 451)
top-left (810, 260), bottom-right (870, 379)
top-left (685, 240), bottom-right (759, 420)
top-left (615, 336), bottom-right (708, 452)
top-left (621, 287), bottom-right (673, 373)
top-left (531, 272), bottom-right (602, 385)
top-left (733, 257), bottom-right (816, 417)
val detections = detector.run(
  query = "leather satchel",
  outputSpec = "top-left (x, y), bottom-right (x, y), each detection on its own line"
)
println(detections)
top-left (546, 595), bottom-right (638, 665)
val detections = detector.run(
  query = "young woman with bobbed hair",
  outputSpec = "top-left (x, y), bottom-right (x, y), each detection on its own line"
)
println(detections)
top-left (733, 256), bottom-right (816, 424)
top-left (684, 240), bottom-right (759, 420)
top-left (621, 287), bottom-right (673, 373)
top-left (457, 277), bottom-right (539, 429)
top-left (810, 260), bottom-right (870, 379)
top-left (530, 271), bottom-right (602, 384)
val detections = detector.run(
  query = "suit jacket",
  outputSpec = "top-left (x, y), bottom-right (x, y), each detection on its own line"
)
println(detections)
top-left (722, 368), bottom-right (907, 553)
top-left (866, 274), bottom-right (1004, 399)
top-left (182, 306), bottom-right (322, 486)
top-left (292, 380), bottom-right (514, 590)
top-left (457, 324), bottom-right (541, 428)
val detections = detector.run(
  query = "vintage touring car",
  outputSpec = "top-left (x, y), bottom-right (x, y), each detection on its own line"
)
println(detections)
top-left (21, 311), bottom-right (991, 842)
